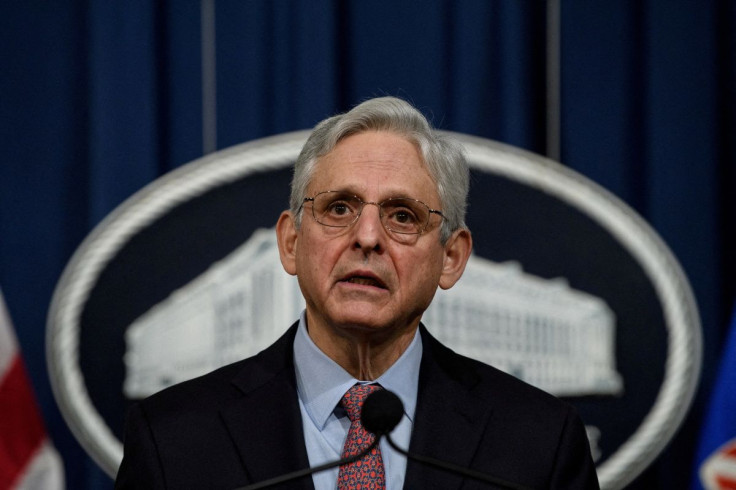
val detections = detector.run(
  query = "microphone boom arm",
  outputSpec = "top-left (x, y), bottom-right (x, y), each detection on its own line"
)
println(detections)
top-left (234, 437), bottom-right (381, 490)
top-left (385, 434), bottom-right (533, 490)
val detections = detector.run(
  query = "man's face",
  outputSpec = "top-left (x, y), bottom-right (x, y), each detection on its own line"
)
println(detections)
top-left (277, 130), bottom-right (469, 342)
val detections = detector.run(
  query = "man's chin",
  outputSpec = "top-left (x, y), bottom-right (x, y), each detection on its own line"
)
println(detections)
top-left (306, 301), bottom-right (420, 340)
top-left (334, 315), bottom-right (391, 333)
top-left (330, 312), bottom-right (419, 340)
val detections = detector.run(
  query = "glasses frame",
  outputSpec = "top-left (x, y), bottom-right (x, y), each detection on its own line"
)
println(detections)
top-left (301, 190), bottom-right (444, 236)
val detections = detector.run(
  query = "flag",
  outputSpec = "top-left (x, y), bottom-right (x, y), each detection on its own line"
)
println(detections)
top-left (0, 290), bottom-right (64, 489)
top-left (693, 304), bottom-right (736, 490)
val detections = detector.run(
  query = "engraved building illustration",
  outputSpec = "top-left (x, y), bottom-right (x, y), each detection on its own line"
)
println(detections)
top-left (123, 228), bottom-right (623, 399)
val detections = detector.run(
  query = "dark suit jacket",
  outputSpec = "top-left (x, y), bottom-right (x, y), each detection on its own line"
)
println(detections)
top-left (115, 324), bottom-right (599, 489)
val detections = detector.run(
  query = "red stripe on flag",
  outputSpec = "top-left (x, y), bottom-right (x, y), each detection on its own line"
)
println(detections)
top-left (725, 442), bottom-right (736, 458)
top-left (0, 355), bottom-right (46, 486)
top-left (715, 476), bottom-right (736, 490)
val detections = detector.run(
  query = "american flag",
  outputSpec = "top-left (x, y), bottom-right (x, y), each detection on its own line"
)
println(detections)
top-left (0, 290), bottom-right (64, 489)
top-left (700, 439), bottom-right (736, 490)
top-left (694, 303), bottom-right (736, 490)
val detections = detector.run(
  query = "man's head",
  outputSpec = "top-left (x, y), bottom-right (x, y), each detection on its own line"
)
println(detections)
top-left (276, 97), bottom-right (472, 355)
top-left (289, 97), bottom-right (469, 244)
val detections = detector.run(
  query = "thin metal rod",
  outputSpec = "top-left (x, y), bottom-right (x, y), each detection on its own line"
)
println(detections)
top-left (234, 438), bottom-right (380, 490)
top-left (201, 0), bottom-right (217, 155)
top-left (546, 0), bottom-right (562, 162)
top-left (385, 435), bottom-right (533, 490)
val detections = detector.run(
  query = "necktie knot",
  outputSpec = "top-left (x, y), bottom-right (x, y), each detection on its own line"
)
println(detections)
top-left (341, 383), bottom-right (382, 423)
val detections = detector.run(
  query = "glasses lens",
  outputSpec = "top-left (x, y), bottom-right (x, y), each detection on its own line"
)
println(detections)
top-left (309, 192), bottom-right (433, 236)
top-left (381, 198), bottom-right (429, 234)
top-left (312, 192), bottom-right (361, 227)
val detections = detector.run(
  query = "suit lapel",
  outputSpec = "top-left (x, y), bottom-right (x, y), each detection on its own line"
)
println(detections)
top-left (220, 324), bottom-right (315, 490)
top-left (214, 323), bottom-right (495, 489)
top-left (404, 326), bottom-right (495, 490)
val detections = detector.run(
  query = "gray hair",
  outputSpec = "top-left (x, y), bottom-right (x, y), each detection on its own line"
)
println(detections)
top-left (290, 96), bottom-right (469, 243)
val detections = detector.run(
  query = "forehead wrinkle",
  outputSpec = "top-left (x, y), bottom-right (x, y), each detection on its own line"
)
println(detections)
top-left (322, 175), bottom-right (434, 203)
top-left (308, 134), bottom-right (438, 204)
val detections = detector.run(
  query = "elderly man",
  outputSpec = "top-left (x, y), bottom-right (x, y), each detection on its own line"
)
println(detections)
top-left (115, 97), bottom-right (599, 489)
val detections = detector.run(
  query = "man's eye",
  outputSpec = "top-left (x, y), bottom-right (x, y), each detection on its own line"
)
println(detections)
top-left (327, 201), bottom-right (352, 215)
top-left (389, 208), bottom-right (417, 224)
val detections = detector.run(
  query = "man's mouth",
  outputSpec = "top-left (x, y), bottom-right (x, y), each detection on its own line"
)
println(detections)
top-left (342, 275), bottom-right (387, 289)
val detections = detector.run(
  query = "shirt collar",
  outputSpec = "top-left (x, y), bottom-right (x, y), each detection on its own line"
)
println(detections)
top-left (294, 310), bottom-right (422, 430)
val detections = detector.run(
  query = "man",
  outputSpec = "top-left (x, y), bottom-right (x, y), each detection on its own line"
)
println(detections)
top-left (115, 97), bottom-right (599, 489)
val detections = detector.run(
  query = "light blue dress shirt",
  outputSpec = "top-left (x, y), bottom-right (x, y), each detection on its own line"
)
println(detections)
top-left (293, 311), bottom-right (422, 490)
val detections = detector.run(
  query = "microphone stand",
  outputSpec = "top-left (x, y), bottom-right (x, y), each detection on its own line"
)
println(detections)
top-left (385, 434), bottom-right (534, 490)
top-left (236, 390), bottom-right (533, 490)
top-left (234, 437), bottom-right (381, 490)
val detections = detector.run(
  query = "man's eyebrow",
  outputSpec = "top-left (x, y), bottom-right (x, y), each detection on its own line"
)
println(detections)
top-left (319, 188), bottom-right (357, 197)
top-left (315, 186), bottom-right (425, 203)
top-left (341, 187), bottom-right (418, 198)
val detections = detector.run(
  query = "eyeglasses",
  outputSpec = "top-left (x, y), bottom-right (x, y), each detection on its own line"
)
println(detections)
top-left (301, 190), bottom-right (444, 236)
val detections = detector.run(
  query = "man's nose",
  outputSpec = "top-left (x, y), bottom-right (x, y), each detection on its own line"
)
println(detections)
top-left (352, 202), bottom-right (385, 252)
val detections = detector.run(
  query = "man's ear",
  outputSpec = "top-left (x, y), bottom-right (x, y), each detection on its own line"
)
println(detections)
top-left (276, 211), bottom-right (298, 276)
top-left (438, 228), bottom-right (472, 290)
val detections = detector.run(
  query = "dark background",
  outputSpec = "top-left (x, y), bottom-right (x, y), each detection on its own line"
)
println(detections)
top-left (1, 1), bottom-right (734, 488)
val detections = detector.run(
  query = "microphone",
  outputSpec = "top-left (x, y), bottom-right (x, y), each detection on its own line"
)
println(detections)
top-left (234, 437), bottom-right (379, 490)
top-left (234, 391), bottom-right (389, 490)
top-left (360, 390), bottom-right (533, 490)
top-left (236, 389), bottom-right (532, 490)
top-left (361, 388), bottom-right (404, 436)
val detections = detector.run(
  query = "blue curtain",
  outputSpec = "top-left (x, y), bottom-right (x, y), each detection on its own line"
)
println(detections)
top-left (1, 1), bottom-right (733, 488)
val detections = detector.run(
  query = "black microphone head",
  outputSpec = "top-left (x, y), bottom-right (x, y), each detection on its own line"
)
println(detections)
top-left (361, 389), bottom-right (404, 436)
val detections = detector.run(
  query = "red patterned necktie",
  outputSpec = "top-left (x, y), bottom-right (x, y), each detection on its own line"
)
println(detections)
top-left (337, 383), bottom-right (386, 490)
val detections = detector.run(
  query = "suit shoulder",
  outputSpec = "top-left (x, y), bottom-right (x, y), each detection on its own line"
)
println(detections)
top-left (134, 356), bottom-right (253, 420)
top-left (474, 356), bottom-right (569, 411)
top-left (423, 329), bottom-right (572, 414)
top-left (135, 323), bottom-right (299, 418)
